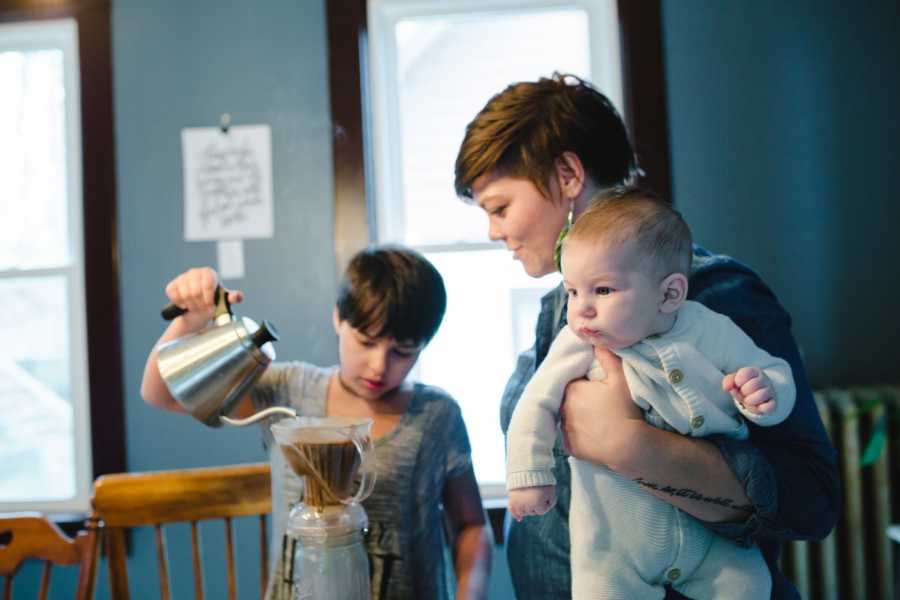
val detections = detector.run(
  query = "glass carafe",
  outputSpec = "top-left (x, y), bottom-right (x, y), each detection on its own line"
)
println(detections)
top-left (271, 416), bottom-right (376, 600)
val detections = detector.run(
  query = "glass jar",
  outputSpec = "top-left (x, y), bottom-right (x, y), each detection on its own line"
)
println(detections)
top-left (290, 529), bottom-right (371, 600)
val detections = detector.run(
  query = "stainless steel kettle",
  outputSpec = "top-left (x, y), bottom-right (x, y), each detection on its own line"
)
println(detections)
top-left (157, 287), bottom-right (296, 427)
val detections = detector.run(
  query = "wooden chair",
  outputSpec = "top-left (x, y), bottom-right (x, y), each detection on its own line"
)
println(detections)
top-left (0, 512), bottom-right (100, 600)
top-left (90, 462), bottom-right (271, 600)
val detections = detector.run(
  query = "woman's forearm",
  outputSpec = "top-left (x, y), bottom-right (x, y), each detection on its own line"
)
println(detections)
top-left (562, 356), bottom-right (752, 523)
top-left (453, 524), bottom-right (492, 600)
top-left (590, 419), bottom-right (751, 522)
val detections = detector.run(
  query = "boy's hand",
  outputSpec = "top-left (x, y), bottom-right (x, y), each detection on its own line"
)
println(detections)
top-left (165, 267), bottom-right (244, 332)
top-left (723, 367), bottom-right (776, 415)
top-left (508, 485), bottom-right (556, 521)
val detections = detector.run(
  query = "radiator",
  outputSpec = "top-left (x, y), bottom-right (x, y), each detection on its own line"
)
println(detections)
top-left (780, 387), bottom-right (900, 600)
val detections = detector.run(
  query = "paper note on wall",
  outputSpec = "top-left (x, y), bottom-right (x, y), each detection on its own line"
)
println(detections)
top-left (217, 239), bottom-right (245, 279)
top-left (181, 124), bottom-right (274, 241)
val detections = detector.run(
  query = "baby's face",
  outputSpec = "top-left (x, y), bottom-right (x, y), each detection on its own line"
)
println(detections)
top-left (562, 238), bottom-right (664, 350)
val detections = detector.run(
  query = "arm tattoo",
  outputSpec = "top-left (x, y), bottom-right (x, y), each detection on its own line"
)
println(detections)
top-left (634, 478), bottom-right (754, 513)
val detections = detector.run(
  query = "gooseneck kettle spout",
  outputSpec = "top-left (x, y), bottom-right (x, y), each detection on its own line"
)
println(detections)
top-left (156, 286), bottom-right (295, 427)
top-left (219, 407), bottom-right (296, 426)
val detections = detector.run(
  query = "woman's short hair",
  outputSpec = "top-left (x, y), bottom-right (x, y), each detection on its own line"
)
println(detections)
top-left (336, 246), bottom-right (447, 345)
top-left (566, 187), bottom-right (693, 277)
top-left (454, 72), bottom-right (639, 201)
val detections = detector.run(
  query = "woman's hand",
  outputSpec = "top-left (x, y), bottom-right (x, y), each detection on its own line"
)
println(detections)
top-left (560, 346), bottom-right (641, 466)
top-left (164, 267), bottom-right (244, 332)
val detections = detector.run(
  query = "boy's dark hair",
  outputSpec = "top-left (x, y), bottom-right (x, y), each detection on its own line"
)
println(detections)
top-left (336, 246), bottom-right (447, 345)
top-left (454, 72), bottom-right (640, 200)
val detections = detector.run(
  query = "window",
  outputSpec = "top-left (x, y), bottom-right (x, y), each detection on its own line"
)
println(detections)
top-left (0, 19), bottom-right (92, 513)
top-left (367, 0), bottom-right (623, 497)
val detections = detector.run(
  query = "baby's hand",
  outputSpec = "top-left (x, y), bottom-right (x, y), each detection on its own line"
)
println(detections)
top-left (508, 485), bottom-right (556, 521)
top-left (723, 367), bottom-right (776, 415)
top-left (165, 267), bottom-right (244, 331)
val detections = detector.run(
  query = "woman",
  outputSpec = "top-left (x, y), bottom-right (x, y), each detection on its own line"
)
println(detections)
top-left (453, 73), bottom-right (838, 599)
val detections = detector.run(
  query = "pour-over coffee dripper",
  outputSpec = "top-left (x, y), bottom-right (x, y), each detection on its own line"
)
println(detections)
top-left (271, 416), bottom-right (376, 600)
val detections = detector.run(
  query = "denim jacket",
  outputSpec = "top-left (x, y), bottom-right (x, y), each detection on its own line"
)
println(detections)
top-left (500, 246), bottom-right (840, 600)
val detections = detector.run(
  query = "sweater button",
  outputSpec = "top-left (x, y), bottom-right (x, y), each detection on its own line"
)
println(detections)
top-left (691, 416), bottom-right (705, 429)
top-left (668, 369), bottom-right (684, 384)
top-left (666, 568), bottom-right (681, 581)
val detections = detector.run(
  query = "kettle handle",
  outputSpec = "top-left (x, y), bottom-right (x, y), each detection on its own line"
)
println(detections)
top-left (161, 285), bottom-right (232, 321)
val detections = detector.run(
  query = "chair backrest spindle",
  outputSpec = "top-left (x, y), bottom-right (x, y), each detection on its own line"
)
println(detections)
top-left (224, 516), bottom-right (237, 600)
top-left (38, 562), bottom-right (52, 599)
top-left (105, 525), bottom-right (129, 597)
top-left (190, 521), bottom-right (204, 600)
top-left (258, 513), bottom-right (268, 597)
top-left (153, 524), bottom-right (171, 600)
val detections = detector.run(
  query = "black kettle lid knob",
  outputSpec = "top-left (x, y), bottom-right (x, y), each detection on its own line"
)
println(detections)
top-left (251, 320), bottom-right (279, 348)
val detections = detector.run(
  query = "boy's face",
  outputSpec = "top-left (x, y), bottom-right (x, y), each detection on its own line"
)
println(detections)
top-left (562, 238), bottom-right (665, 350)
top-left (333, 312), bottom-right (423, 401)
top-left (472, 171), bottom-right (569, 278)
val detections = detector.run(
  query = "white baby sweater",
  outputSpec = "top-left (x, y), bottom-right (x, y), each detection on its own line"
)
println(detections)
top-left (507, 300), bottom-right (795, 490)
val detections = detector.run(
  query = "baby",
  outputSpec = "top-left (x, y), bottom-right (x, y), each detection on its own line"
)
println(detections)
top-left (505, 187), bottom-right (795, 599)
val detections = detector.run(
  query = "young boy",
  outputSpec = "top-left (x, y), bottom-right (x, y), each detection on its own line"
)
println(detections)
top-left (141, 246), bottom-right (491, 600)
top-left (505, 188), bottom-right (795, 599)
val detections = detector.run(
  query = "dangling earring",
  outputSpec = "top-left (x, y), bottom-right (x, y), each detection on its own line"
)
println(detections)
top-left (553, 204), bottom-right (574, 272)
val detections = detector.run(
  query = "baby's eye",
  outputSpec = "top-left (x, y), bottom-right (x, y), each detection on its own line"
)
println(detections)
top-left (595, 287), bottom-right (613, 296)
top-left (392, 348), bottom-right (416, 358)
top-left (566, 288), bottom-right (577, 297)
top-left (490, 205), bottom-right (507, 217)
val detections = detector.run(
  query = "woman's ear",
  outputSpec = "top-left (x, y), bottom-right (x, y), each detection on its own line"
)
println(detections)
top-left (332, 306), bottom-right (341, 335)
top-left (659, 273), bottom-right (688, 314)
top-left (554, 151), bottom-right (586, 200)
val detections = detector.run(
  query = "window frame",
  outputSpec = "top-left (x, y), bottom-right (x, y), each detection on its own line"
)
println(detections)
top-left (365, 0), bottom-right (628, 499)
top-left (0, 17), bottom-right (92, 512)
top-left (326, 0), bottom-right (672, 256)
top-left (0, 0), bottom-right (125, 518)
top-left (366, 0), bottom-right (625, 247)
top-left (325, 0), bottom-right (670, 541)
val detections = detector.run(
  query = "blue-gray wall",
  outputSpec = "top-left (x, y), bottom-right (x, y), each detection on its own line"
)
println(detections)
top-left (110, 0), bottom-right (337, 597)
top-left (15, 0), bottom-right (900, 597)
top-left (664, 1), bottom-right (900, 387)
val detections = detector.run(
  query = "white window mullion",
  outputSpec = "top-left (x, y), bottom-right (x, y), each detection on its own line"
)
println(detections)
top-left (0, 18), bottom-right (91, 513)
top-left (0, 266), bottom-right (72, 279)
top-left (61, 17), bottom-right (92, 510)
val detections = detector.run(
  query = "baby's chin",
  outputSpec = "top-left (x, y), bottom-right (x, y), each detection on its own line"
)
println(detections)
top-left (609, 337), bottom-right (645, 350)
top-left (578, 333), bottom-right (641, 351)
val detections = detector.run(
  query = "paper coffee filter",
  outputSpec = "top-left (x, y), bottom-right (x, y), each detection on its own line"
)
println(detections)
top-left (271, 416), bottom-right (372, 444)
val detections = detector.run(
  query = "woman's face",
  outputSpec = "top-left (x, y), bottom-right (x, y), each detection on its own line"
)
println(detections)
top-left (471, 171), bottom-right (569, 278)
